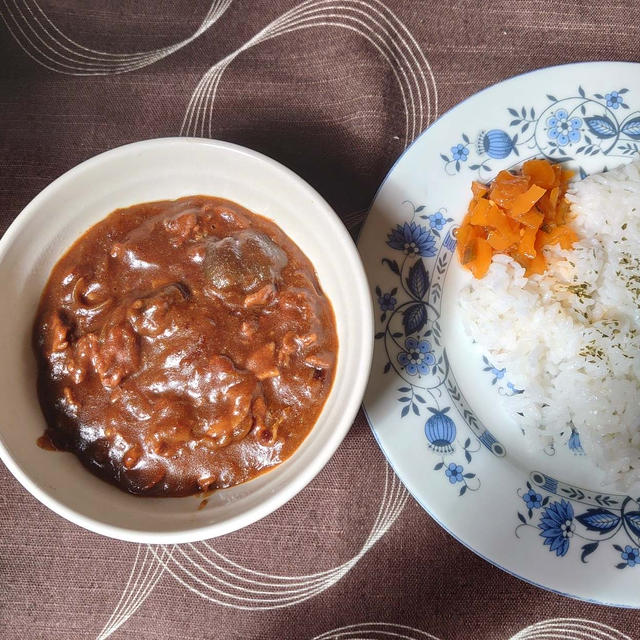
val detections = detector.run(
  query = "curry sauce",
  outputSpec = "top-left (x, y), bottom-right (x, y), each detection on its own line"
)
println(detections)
top-left (33, 196), bottom-right (338, 496)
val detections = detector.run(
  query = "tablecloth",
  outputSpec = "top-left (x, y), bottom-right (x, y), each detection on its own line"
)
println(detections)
top-left (1, 1), bottom-right (639, 638)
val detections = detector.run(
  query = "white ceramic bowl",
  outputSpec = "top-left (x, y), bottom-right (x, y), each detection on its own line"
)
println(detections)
top-left (0, 138), bottom-right (373, 543)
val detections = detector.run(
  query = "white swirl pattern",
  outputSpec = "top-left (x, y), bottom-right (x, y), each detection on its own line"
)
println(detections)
top-left (93, 462), bottom-right (408, 637)
top-left (0, 0), bottom-right (231, 75)
top-left (150, 463), bottom-right (408, 609)
top-left (307, 620), bottom-right (634, 640)
top-left (509, 619), bottom-right (633, 640)
top-left (96, 545), bottom-right (173, 640)
top-left (181, 0), bottom-right (438, 144)
top-left (310, 623), bottom-right (442, 639)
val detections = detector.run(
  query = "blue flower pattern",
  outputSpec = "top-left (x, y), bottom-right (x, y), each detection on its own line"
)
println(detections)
top-left (523, 489), bottom-right (542, 510)
top-left (546, 108), bottom-right (582, 145)
top-left (445, 463), bottom-right (464, 484)
top-left (378, 205), bottom-right (449, 420)
top-left (397, 337), bottom-right (434, 376)
top-left (386, 222), bottom-right (437, 257)
top-left (538, 500), bottom-right (575, 557)
top-left (516, 478), bottom-right (640, 570)
top-left (621, 546), bottom-right (640, 567)
top-left (377, 202), bottom-right (483, 495)
top-left (424, 408), bottom-right (456, 453)
top-left (481, 356), bottom-right (523, 395)
top-left (428, 211), bottom-right (446, 231)
top-left (477, 129), bottom-right (515, 159)
top-left (605, 91), bottom-right (625, 109)
top-left (506, 382), bottom-right (523, 395)
top-left (378, 291), bottom-right (397, 312)
top-left (620, 545), bottom-right (640, 567)
top-left (490, 367), bottom-right (505, 380)
top-left (432, 436), bottom-right (480, 496)
top-left (451, 143), bottom-right (469, 161)
top-left (440, 86), bottom-right (639, 175)
top-left (567, 430), bottom-right (584, 454)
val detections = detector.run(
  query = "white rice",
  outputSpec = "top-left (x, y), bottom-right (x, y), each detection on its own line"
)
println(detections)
top-left (459, 159), bottom-right (640, 488)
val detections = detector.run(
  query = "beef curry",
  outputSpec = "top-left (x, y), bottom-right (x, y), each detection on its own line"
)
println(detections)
top-left (34, 196), bottom-right (338, 497)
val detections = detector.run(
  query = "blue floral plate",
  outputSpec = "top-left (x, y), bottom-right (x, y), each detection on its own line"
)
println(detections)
top-left (358, 62), bottom-right (640, 607)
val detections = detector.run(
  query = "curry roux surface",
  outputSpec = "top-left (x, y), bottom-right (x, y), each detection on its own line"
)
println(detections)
top-left (34, 196), bottom-right (337, 496)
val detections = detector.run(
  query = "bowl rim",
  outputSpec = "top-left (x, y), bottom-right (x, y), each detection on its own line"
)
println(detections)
top-left (0, 136), bottom-right (374, 543)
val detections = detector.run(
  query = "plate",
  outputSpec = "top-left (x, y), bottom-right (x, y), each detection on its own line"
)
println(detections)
top-left (358, 62), bottom-right (640, 606)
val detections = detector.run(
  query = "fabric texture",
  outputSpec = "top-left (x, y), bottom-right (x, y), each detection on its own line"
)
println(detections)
top-left (1, 1), bottom-right (639, 638)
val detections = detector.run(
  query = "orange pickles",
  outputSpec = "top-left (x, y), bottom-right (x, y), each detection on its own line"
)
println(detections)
top-left (455, 158), bottom-right (577, 278)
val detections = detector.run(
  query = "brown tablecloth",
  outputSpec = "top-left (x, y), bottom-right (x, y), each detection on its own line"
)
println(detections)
top-left (1, 1), bottom-right (639, 638)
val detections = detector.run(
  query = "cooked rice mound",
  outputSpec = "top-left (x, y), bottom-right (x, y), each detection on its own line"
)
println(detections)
top-left (459, 159), bottom-right (640, 487)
